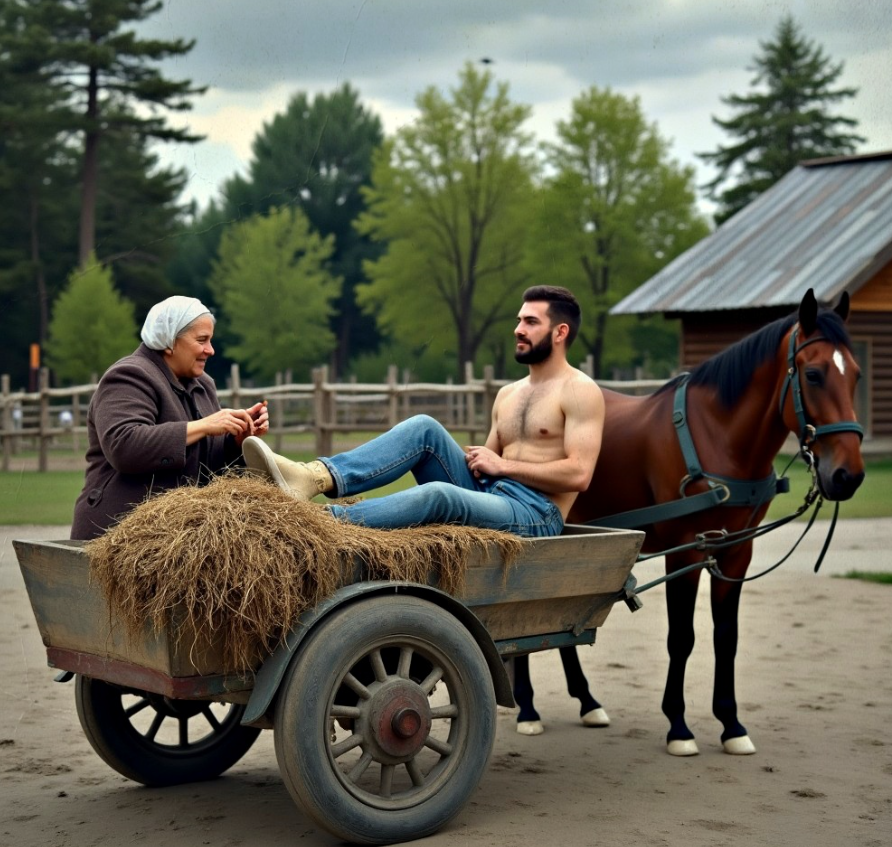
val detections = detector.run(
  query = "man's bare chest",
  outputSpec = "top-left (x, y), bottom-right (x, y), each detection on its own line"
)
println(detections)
top-left (498, 386), bottom-right (564, 443)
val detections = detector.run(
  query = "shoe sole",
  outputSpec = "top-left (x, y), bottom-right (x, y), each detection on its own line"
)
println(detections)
top-left (242, 437), bottom-right (289, 493)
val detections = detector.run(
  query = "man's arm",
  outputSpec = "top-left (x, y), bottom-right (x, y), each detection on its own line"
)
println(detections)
top-left (468, 377), bottom-right (604, 494)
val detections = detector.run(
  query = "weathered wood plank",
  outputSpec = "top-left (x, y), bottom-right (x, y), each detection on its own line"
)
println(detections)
top-left (14, 525), bottom-right (643, 686)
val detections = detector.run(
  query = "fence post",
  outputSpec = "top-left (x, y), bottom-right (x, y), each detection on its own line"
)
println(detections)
top-left (38, 367), bottom-right (50, 472)
top-left (464, 361), bottom-right (477, 443)
top-left (230, 363), bottom-right (241, 410)
top-left (313, 366), bottom-right (333, 457)
top-left (401, 368), bottom-right (411, 419)
top-left (273, 371), bottom-right (284, 452)
top-left (1, 374), bottom-right (10, 472)
top-left (482, 365), bottom-right (496, 430)
top-left (581, 355), bottom-right (594, 379)
top-left (387, 365), bottom-right (398, 428)
top-left (446, 375), bottom-right (454, 427)
top-left (71, 391), bottom-right (81, 453)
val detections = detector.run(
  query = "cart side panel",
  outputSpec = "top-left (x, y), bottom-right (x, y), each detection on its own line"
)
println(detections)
top-left (14, 539), bottom-right (233, 677)
top-left (461, 527), bottom-right (642, 639)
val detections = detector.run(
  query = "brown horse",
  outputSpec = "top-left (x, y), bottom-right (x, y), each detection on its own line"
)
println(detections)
top-left (512, 289), bottom-right (865, 755)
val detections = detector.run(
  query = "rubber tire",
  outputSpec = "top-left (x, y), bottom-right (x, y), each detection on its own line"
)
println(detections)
top-left (273, 595), bottom-right (496, 845)
top-left (75, 675), bottom-right (261, 786)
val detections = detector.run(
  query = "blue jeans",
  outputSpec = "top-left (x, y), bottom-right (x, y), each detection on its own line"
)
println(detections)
top-left (321, 415), bottom-right (563, 538)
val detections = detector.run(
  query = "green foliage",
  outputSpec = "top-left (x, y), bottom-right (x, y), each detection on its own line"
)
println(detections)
top-left (699, 15), bottom-right (864, 222)
top-left (529, 86), bottom-right (708, 377)
top-left (836, 571), bottom-right (892, 585)
top-left (208, 207), bottom-right (342, 382)
top-left (0, 0), bottom-right (198, 386)
top-left (45, 253), bottom-right (138, 384)
top-left (6, 0), bottom-right (204, 262)
top-left (356, 63), bottom-right (537, 378)
top-left (200, 84), bottom-right (384, 376)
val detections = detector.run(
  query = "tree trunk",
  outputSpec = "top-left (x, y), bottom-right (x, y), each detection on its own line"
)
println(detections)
top-left (28, 188), bottom-right (48, 345)
top-left (78, 63), bottom-right (100, 263)
top-left (592, 310), bottom-right (607, 379)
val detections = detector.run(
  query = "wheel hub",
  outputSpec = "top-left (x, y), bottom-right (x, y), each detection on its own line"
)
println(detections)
top-left (361, 679), bottom-right (432, 763)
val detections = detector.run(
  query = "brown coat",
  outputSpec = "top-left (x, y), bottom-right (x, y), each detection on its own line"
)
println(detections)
top-left (71, 344), bottom-right (242, 540)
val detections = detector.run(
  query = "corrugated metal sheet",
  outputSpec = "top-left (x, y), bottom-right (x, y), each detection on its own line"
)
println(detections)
top-left (612, 152), bottom-right (892, 314)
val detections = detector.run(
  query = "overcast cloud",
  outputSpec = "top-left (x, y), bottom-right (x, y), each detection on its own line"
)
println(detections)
top-left (140, 0), bottom-right (892, 212)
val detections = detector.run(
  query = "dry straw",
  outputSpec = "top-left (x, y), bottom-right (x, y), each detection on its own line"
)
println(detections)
top-left (86, 474), bottom-right (526, 672)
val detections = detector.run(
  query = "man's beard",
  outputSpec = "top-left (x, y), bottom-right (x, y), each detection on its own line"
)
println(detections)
top-left (515, 334), bottom-right (553, 364)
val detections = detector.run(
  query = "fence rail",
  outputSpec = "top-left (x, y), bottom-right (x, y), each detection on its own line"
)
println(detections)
top-left (1, 363), bottom-right (664, 472)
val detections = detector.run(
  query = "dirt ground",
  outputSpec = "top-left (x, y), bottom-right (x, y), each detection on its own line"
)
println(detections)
top-left (1, 519), bottom-right (890, 847)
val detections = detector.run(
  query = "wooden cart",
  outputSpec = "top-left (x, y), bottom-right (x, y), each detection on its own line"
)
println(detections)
top-left (14, 524), bottom-right (643, 845)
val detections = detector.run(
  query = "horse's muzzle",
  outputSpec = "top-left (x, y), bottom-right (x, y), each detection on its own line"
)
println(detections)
top-left (817, 464), bottom-right (865, 501)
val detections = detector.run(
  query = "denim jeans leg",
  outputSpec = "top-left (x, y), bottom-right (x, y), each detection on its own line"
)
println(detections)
top-left (321, 415), bottom-right (476, 497)
top-left (328, 477), bottom-right (564, 537)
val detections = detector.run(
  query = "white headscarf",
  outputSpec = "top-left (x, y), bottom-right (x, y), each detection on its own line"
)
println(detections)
top-left (140, 296), bottom-right (213, 351)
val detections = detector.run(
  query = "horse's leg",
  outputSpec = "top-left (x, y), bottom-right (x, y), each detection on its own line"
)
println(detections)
top-left (711, 555), bottom-right (756, 755)
top-left (559, 646), bottom-right (610, 726)
top-left (662, 562), bottom-right (701, 756)
top-left (512, 654), bottom-right (545, 735)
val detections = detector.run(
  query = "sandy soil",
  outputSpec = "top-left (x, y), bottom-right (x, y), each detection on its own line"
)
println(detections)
top-left (1, 519), bottom-right (890, 847)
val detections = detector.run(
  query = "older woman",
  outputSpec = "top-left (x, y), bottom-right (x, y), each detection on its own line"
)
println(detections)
top-left (71, 296), bottom-right (269, 540)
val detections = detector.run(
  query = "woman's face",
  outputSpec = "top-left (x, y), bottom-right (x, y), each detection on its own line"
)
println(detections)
top-left (165, 316), bottom-right (215, 379)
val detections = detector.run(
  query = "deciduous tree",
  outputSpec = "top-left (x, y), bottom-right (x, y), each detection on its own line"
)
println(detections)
top-left (207, 208), bottom-right (341, 382)
top-left (531, 86), bottom-right (708, 378)
top-left (356, 63), bottom-right (536, 378)
top-left (45, 253), bottom-right (138, 384)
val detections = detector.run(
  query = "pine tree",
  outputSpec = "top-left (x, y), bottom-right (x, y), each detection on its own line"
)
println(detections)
top-left (14, 0), bottom-right (206, 261)
top-left (699, 15), bottom-right (864, 223)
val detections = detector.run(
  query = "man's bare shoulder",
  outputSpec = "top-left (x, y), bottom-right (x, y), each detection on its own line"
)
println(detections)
top-left (560, 367), bottom-right (604, 408)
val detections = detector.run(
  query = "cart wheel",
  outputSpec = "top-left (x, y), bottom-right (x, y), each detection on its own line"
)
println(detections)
top-left (75, 675), bottom-right (261, 786)
top-left (274, 595), bottom-right (496, 845)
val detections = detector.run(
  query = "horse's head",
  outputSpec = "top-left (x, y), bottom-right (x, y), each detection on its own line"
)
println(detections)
top-left (780, 289), bottom-right (865, 500)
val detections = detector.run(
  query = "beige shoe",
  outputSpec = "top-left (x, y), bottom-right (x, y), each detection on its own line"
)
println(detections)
top-left (242, 436), bottom-right (332, 500)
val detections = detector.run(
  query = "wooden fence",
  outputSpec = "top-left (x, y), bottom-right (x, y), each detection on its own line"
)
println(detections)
top-left (1, 362), bottom-right (663, 472)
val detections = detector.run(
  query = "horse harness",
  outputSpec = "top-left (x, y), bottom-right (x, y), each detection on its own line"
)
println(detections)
top-left (590, 325), bottom-right (863, 532)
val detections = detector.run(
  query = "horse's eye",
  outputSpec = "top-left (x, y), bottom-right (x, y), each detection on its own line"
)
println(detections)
top-left (805, 369), bottom-right (823, 387)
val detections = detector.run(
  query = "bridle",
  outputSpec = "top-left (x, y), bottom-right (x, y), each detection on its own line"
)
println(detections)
top-left (778, 325), bottom-right (863, 462)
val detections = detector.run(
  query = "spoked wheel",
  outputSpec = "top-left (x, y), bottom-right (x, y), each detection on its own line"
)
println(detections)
top-left (274, 595), bottom-right (496, 845)
top-left (75, 675), bottom-right (261, 786)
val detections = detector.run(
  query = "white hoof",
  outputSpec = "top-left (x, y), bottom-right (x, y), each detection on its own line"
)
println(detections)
top-left (516, 720), bottom-right (545, 736)
top-left (723, 735), bottom-right (756, 755)
top-left (581, 707), bottom-right (611, 727)
top-left (667, 738), bottom-right (699, 756)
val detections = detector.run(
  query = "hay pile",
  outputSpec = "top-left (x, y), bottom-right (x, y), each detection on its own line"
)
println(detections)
top-left (87, 475), bottom-right (526, 672)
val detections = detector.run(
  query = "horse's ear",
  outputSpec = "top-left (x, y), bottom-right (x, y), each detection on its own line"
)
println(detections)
top-left (799, 288), bottom-right (818, 335)
top-left (834, 290), bottom-right (851, 322)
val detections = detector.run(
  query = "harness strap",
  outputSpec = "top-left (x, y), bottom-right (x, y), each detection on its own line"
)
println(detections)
top-left (591, 487), bottom-right (727, 530)
top-left (673, 377), bottom-right (702, 481)
top-left (780, 328), bottom-right (864, 445)
top-left (590, 376), bottom-right (787, 531)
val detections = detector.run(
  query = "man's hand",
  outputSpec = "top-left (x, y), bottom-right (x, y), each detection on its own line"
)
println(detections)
top-left (465, 445), bottom-right (504, 478)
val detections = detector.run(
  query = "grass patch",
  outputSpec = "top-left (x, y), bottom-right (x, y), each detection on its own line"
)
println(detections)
top-left (833, 570), bottom-right (892, 585)
top-left (0, 470), bottom-right (84, 524)
top-left (1, 448), bottom-right (890, 527)
top-left (764, 457), bottom-right (892, 522)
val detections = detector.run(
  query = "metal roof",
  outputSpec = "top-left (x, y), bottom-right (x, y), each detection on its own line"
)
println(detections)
top-left (612, 151), bottom-right (892, 314)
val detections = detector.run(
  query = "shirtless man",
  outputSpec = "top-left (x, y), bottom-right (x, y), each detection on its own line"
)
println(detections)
top-left (242, 286), bottom-right (604, 538)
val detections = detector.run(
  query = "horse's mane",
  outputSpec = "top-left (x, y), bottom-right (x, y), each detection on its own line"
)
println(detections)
top-left (655, 308), bottom-right (853, 410)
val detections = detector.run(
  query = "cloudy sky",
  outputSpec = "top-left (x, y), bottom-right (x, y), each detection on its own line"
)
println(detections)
top-left (140, 0), bottom-right (892, 214)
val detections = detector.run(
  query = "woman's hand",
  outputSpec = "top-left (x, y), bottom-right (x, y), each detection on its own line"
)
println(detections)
top-left (236, 401), bottom-right (269, 446)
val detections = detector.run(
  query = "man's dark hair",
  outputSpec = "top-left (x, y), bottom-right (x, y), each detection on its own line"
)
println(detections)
top-left (522, 286), bottom-right (581, 346)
